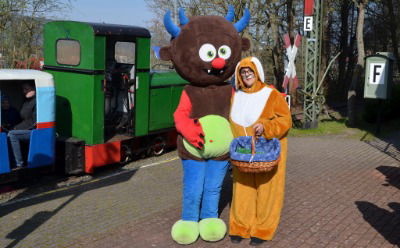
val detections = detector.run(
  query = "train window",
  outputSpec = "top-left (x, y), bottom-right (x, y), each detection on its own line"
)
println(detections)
top-left (56, 40), bottom-right (80, 66)
top-left (115, 42), bottom-right (135, 64)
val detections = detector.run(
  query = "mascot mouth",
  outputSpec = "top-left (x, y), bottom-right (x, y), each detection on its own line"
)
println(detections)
top-left (204, 68), bottom-right (225, 76)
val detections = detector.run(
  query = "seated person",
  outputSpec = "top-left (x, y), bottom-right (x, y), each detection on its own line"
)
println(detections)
top-left (1, 95), bottom-right (21, 130)
top-left (8, 83), bottom-right (36, 168)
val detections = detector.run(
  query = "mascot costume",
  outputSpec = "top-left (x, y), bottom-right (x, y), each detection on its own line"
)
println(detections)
top-left (159, 6), bottom-right (250, 245)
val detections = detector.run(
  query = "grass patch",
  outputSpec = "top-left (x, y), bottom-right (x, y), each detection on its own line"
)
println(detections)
top-left (289, 119), bottom-right (349, 137)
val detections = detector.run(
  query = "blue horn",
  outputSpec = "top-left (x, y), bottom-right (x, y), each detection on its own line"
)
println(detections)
top-left (164, 10), bottom-right (180, 38)
top-left (179, 8), bottom-right (189, 25)
top-left (225, 5), bottom-right (235, 22)
top-left (234, 8), bottom-right (250, 33)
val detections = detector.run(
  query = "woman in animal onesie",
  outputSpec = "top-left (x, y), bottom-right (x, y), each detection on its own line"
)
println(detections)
top-left (229, 57), bottom-right (292, 246)
top-left (158, 6), bottom-right (251, 245)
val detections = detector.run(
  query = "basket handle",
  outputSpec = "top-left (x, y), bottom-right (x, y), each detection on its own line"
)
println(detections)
top-left (251, 136), bottom-right (257, 156)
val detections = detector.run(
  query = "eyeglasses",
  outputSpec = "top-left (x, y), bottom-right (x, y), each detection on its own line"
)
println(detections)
top-left (240, 69), bottom-right (254, 76)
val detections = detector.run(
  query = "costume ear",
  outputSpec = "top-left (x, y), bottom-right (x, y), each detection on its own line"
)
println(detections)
top-left (241, 38), bottom-right (250, 51)
top-left (159, 46), bottom-right (172, 61)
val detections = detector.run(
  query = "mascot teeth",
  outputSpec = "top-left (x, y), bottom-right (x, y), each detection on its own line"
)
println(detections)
top-left (205, 69), bottom-right (224, 75)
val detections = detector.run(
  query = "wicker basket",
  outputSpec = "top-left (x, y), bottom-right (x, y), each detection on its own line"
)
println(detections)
top-left (231, 157), bottom-right (280, 173)
top-left (231, 136), bottom-right (280, 173)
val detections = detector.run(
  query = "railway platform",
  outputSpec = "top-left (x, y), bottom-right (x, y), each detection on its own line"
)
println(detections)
top-left (0, 132), bottom-right (399, 248)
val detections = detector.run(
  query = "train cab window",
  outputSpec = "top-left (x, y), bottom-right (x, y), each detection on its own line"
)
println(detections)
top-left (57, 39), bottom-right (80, 66)
top-left (115, 42), bottom-right (135, 64)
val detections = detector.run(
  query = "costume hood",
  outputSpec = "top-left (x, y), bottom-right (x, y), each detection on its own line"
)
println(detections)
top-left (234, 57), bottom-right (265, 91)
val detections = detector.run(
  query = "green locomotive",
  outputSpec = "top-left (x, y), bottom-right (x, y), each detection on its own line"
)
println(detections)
top-left (43, 21), bottom-right (187, 174)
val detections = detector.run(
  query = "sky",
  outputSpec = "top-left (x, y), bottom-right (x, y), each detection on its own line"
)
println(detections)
top-left (61, 0), bottom-right (154, 27)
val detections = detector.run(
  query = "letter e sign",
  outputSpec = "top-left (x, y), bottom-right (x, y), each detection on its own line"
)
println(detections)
top-left (369, 63), bottom-right (385, 84)
top-left (304, 16), bottom-right (313, 31)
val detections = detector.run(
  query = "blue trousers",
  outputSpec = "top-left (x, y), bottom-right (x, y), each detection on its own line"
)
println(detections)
top-left (182, 159), bottom-right (229, 221)
top-left (8, 130), bottom-right (31, 167)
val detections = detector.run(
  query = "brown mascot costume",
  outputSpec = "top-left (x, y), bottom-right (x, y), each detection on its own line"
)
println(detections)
top-left (159, 5), bottom-right (250, 245)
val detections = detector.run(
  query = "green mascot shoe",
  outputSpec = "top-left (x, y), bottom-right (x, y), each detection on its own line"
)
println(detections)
top-left (199, 218), bottom-right (227, 242)
top-left (171, 220), bottom-right (199, 245)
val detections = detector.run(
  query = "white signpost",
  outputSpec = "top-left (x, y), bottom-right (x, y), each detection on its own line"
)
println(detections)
top-left (368, 63), bottom-right (385, 85)
top-left (304, 16), bottom-right (313, 31)
top-left (364, 53), bottom-right (394, 100)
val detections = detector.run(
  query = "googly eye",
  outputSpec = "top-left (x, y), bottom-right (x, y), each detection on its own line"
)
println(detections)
top-left (199, 43), bottom-right (217, 62)
top-left (218, 45), bottom-right (231, 60)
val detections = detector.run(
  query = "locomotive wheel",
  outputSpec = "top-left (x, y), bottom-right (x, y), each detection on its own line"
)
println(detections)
top-left (121, 144), bottom-right (133, 163)
top-left (151, 136), bottom-right (166, 156)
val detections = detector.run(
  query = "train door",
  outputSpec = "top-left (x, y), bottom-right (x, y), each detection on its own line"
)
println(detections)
top-left (104, 38), bottom-right (136, 141)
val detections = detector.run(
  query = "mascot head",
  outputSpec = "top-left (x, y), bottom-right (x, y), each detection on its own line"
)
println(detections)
top-left (160, 6), bottom-right (251, 86)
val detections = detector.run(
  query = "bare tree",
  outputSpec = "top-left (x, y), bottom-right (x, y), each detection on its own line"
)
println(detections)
top-left (319, 0), bottom-right (333, 99)
top-left (385, 0), bottom-right (400, 72)
top-left (0, 0), bottom-right (72, 68)
top-left (347, 0), bottom-right (368, 127)
top-left (265, 1), bottom-right (285, 89)
top-left (0, 1), bottom-right (22, 31)
top-left (337, 1), bottom-right (351, 99)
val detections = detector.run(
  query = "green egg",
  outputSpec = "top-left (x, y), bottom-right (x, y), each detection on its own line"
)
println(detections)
top-left (183, 115), bottom-right (233, 159)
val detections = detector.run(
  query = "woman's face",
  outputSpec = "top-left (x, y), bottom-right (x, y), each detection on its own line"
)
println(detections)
top-left (240, 67), bottom-right (256, 88)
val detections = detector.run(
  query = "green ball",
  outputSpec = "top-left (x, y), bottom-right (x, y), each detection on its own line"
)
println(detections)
top-left (183, 115), bottom-right (233, 159)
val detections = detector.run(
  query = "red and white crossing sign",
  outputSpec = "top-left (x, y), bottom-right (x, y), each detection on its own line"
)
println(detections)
top-left (282, 33), bottom-right (301, 91)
